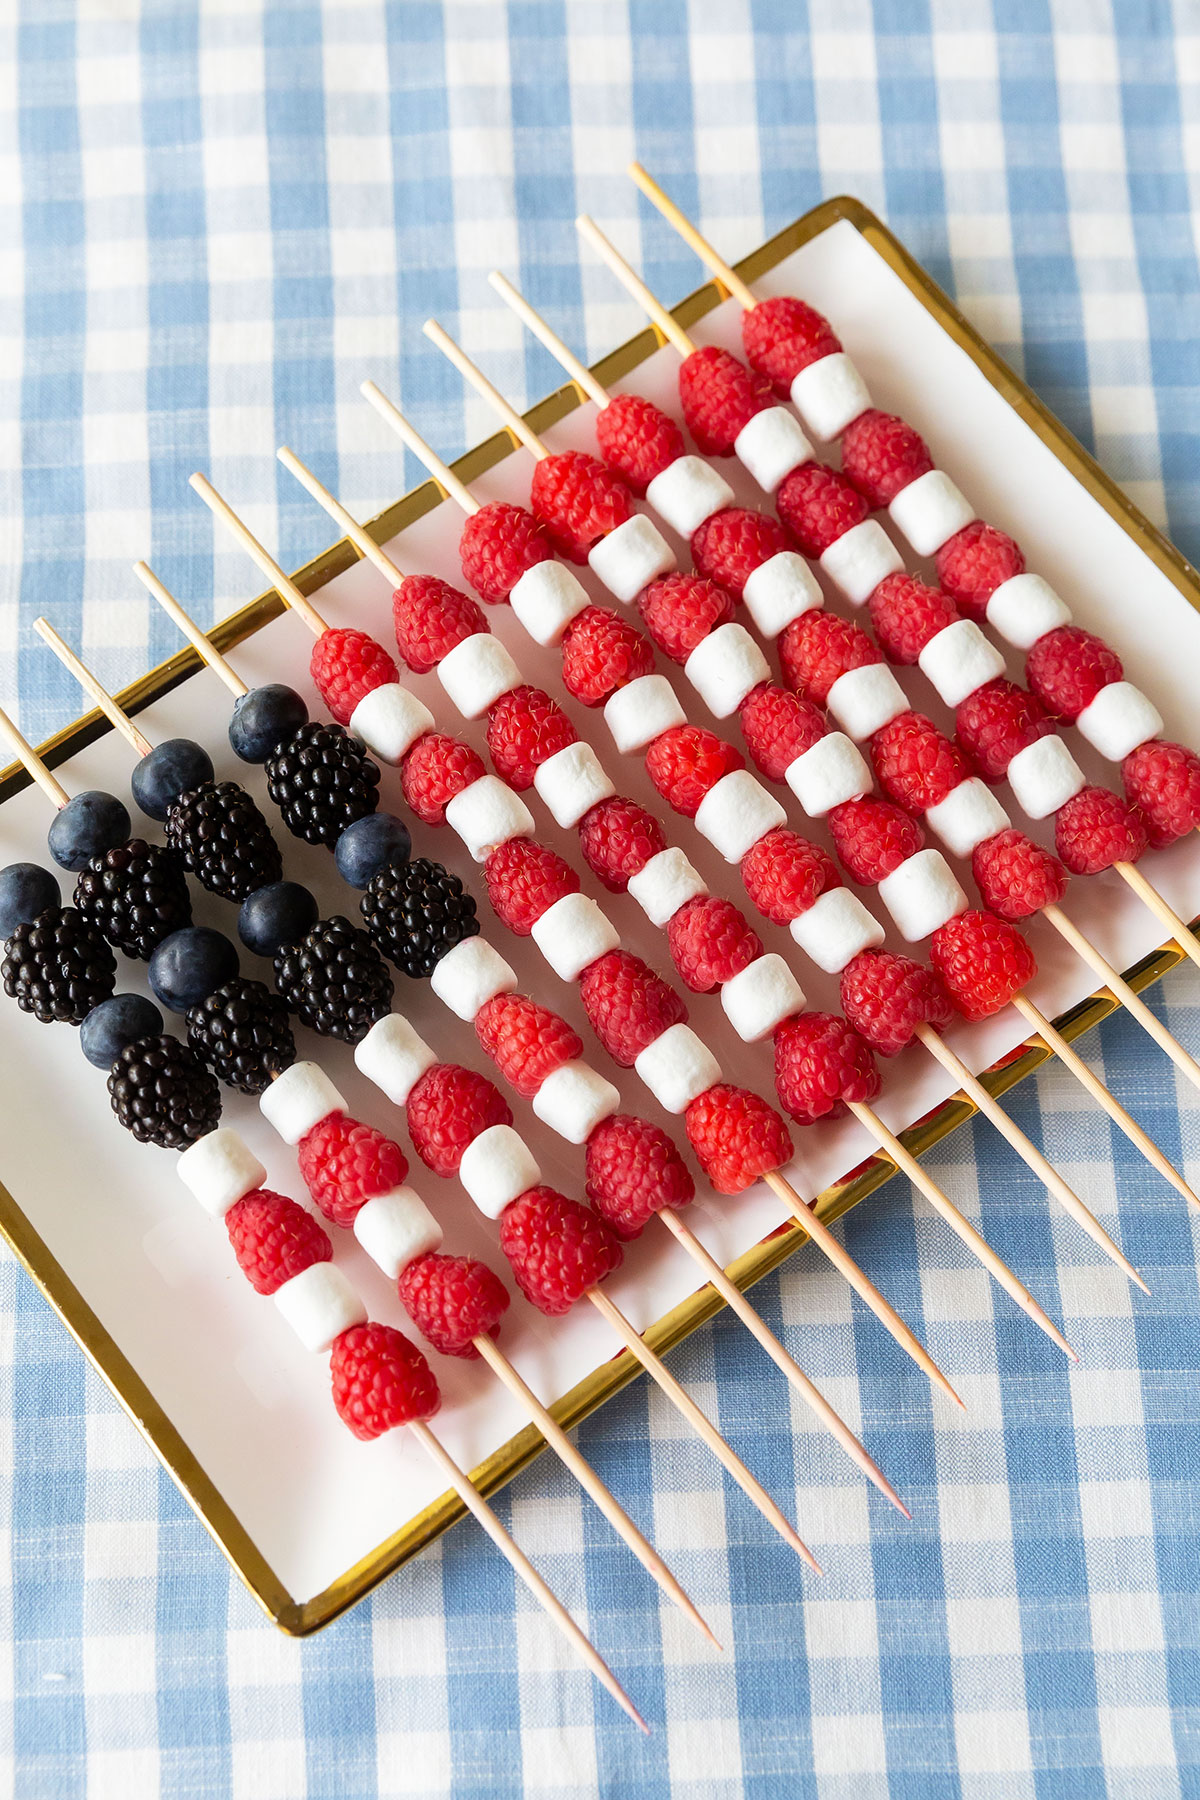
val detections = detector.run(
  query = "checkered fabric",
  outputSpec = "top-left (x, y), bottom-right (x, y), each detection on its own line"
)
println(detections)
top-left (3, 2), bottom-right (1200, 1793)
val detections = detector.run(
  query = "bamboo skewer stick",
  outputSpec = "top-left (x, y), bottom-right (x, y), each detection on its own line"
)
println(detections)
top-left (0, 707), bottom-right (69, 809)
top-left (132, 563), bottom-right (249, 698)
top-left (488, 271), bottom-right (611, 409)
top-left (1114, 862), bottom-right (1200, 978)
top-left (576, 214), bottom-right (695, 356)
top-left (626, 162), bottom-right (758, 310)
top-left (188, 474), bottom-right (331, 637)
top-left (31, 621), bottom-right (153, 758)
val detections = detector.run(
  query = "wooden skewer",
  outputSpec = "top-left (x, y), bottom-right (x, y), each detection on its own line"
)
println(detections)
top-left (187, 474), bottom-right (331, 638)
top-left (576, 214), bottom-right (696, 357)
top-left (487, 271), bottom-right (611, 410)
top-left (361, 381), bottom-right (481, 517)
top-left (1114, 861), bottom-right (1200, 978)
top-left (33, 619), bottom-right (153, 758)
top-left (626, 163), bottom-right (759, 312)
top-left (0, 706), bottom-right (69, 809)
top-left (132, 562), bottom-right (249, 698)
top-left (277, 447), bottom-right (406, 590)
top-left (424, 319), bottom-right (549, 463)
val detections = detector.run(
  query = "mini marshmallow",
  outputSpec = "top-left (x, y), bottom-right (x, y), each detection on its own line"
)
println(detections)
top-left (684, 622), bottom-right (770, 718)
top-left (532, 1061), bottom-right (620, 1144)
top-left (436, 633), bottom-right (521, 720)
top-left (533, 741), bottom-right (616, 828)
top-left (273, 1263), bottom-right (367, 1354)
top-left (790, 351), bottom-right (872, 440)
top-left (694, 770), bottom-right (787, 863)
top-left (1075, 681), bottom-right (1163, 761)
top-left (627, 847), bottom-right (708, 927)
top-left (917, 619), bottom-right (1006, 708)
top-left (788, 886), bottom-right (885, 972)
top-left (458, 1124), bottom-right (542, 1222)
top-left (353, 1187), bottom-right (443, 1280)
top-left (985, 572), bottom-right (1073, 649)
top-left (587, 514), bottom-right (675, 605)
top-left (429, 936), bottom-right (516, 1022)
top-left (719, 953), bottom-right (806, 1043)
top-left (742, 551), bottom-right (824, 638)
top-left (445, 775), bottom-right (534, 862)
top-left (825, 664), bottom-right (909, 741)
top-left (888, 469), bottom-right (977, 558)
top-left (925, 777), bottom-right (1011, 857)
top-left (508, 559), bottom-right (590, 646)
top-left (878, 848), bottom-right (968, 942)
top-left (1006, 735), bottom-right (1086, 820)
top-left (603, 673), bottom-right (687, 754)
top-left (355, 1013), bottom-right (437, 1106)
top-left (785, 731), bottom-right (872, 817)
top-left (646, 454), bottom-right (735, 537)
top-left (733, 405), bottom-right (813, 493)
top-left (348, 683), bottom-right (435, 766)
top-left (819, 519), bottom-right (904, 606)
top-left (530, 893), bottom-right (620, 983)
top-left (177, 1129), bottom-right (266, 1219)
top-left (260, 1062), bottom-right (346, 1146)
top-left (634, 1023), bottom-right (722, 1114)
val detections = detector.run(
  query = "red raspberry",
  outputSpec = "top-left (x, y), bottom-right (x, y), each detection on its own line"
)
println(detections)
top-left (741, 295), bottom-right (841, 394)
top-left (331, 1323), bottom-right (440, 1440)
top-left (297, 1113), bottom-right (409, 1228)
top-left (1026, 626), bottom-right (1122, 721)
top-left (929, 910), bottom-right (1036, 1021)
top-left (498, 1186), bottom-right (623, 1315)
top-left (397, 1252), bottom-right (510, 1359)
top-left (638, 572), bottom-right (735, 664)
top-left (684, 1084), bottom-right (793, 1194)
top-left (868, 573), bottom-right (959, 664)
top-left (781, 609), bottom-right (880, 705)
top-left (839, 950), bottom-right (952, 1056)
top-left (956, 680), bottom-right (1054, 782)
top-left (225, 1190), bottom-right (331, 1296)
top-left (578, 796), bottom-right (666, 891)
top-left (400, 733), bottom-right (486, 826)
top-left (691, 507), bottom-right (791, 598)
top-left (776, 462), bottom-right (869, 557)
top-left (483, 838), bottom-right (579, 932)
top-left (393, 574), bottom-right (487, 673)
top-left (585, 1113), bottom-right (694, 1238)
top-left (644, 725), bottom-right (744, 817)
top-left (773, 1011), bottom-right (881, 1124)
top-left (742, 828), bottom-right (840, 925)
top-left (936, 521), bottom-right (1025, 619)
top-left (1123, 739), bottom-right (1200, 847)
top-left (739, 682), bottom-right (828, 781)
top-left (595, 392), bottom-right (685, 493)
top-left (485, 685), bottom-right (577, 789)
top-left (1054, 786), bottom-right (1148, 875)
top-left (972, 828), bottom-right (1068, 920)
top-left (828, 797), bottom-right (925, 884)
top-left (667, 896), bottom-right (762, 993)
top-left (406, 1064), bottom-right (512, 1177)
top-left (841, 409), bottom-right (934, 508)
top-left (871, 712), bottom-right (971, 811)
top-left (310, 628), bottom-right (398, 726)
top-left (678, 344), bottom-right (773, 455)
top-left (474, 994), bottom-right (582, 1098)
top-left (579, 949), bottom-right (687, 1065)
top-left (560, 604), bottom-right (656, 706)
top-left (460, 500), bottom-right (554, 603)
top-left (530, 450), bottom-right (634, 562)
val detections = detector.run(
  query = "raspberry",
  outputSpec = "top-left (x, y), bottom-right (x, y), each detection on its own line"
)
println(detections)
top-left (578, 796), bottom-right (666, 891)
top-left (485, 685), bottom-right (577, 789)
top-left (971, 829), bottom-right (1068, 920)
top-left (460, 500), bottom-right (554, 603)
top-left (595, 392), bottom-right (685, 493)
top-left (684, 1084), bottom-right (793, 1194)
top-left (1054, 786), bottom-right (1148, 875)
top-left (741, 828), bottom-right (840, 925)
top-left (579, 950), bottom-right (687, 1065)
top-left (839, 950), bottom-right (952, 1056)
top-left (871, 712), bottom-right (971, 811)
top-left (406, 1064), bottom-right (511, 1177)
top-left (773, 1011), bottom-right (880, 1124)
top-left (225, 1190), bottom-right (331, 1296)
top-left (585, 1113), bottom-right (694, 1238)
top-left (474, 993), bottom-right (582, 1098)
top-left (636, 572), bottom-right (733, 664)
top-left (936, 521), bottom-right (1025, 619)
top-left (956, 680), bottom-right (1054, 782)
top-left (498, 1187), bottom-right (623, 1315)
top-left (667, 896), bottom-right (762, 992)
top-left (741, 295), bottom-right (841, 394)
top-left (297, 1113), bottom-right (409, 1228)
top-left (841, 410), bottom-right (934, 508)
top-left (330, 1323), bottom-right (440, 1440)
top-left (310, 628), bottom-right (398, 727)
top-left (678, 344), bottom-right (773, 455)
top-left (691, 507), bottom-right (791, 598)
top-left (1123, 739), bottom-right (1200, 847)
top-left (531, 450), bottom-right (634, 563)
top-left (828, 797), bottom-right (925, 884)
top-left (781, 609), bottom-right (880, 705)
top-left (1026, 626), bottom-right (1122, 721)
top-left (560, 604), bottom-right (656, 707)
top-left (400, 733), bottom-right (486, 826)
top-left (739, 682), bottom-right (828, 781)
top-left (929, 910), bottom-right (1036, 1021)
top-left (393, 574), bottom-right (487, 673)
top-left (644, 726), bottom-right (743, 817)
top-left (397, 1252), bottom-right (510, 1358)
top-left (776, 462), bottom-right (869, 557)
top-left (484, 838), bottom-right (579, 932)
top-left (868, 573), bottom-right (959, 664)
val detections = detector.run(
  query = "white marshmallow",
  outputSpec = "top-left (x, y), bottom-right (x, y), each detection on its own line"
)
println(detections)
top-left (1006, 735), bottom-right (1086, 819)
top-left (355, 1013), bottom-right (437, 1107)
top-left (719, 954), bottom-right (806, 1043)
top-left (742, 551), bottom-right (824, 638)
top-left (587, 514), bottom-right (675, 604)
top-left (785, 731), bottom-right (872, 816)
top-left (627, 848), bottom-right (708, 927)
top-left (533, 741), bottom-right (616, 828)
top-left (353, 1188), bottom-right (443, 1279)
top-left (694, 770), bottom-right (787, 864)
top-left (788, 887), bottom-right (886, 973)
top-left (429, 936), bottom-right (516, 1021)
top-left (348, 683), bottom-right (434, 766)
top-left (877, 848), bottom-right (968, 941)
top-left (917, 619), bottom-right (1006, 708)
top-left (684, 622), bottom-right (770, 718)
top-left (458, 1124), bottom-right (541, 1222)
top-left (532, 1061), bottom-right (620, 1143)
top-left (259, 1062), bottom-right (345, 1146)
top-left (888, 469), bottom-right (977, 557)
top-left (925, 777), bottom-right (1011, 857)
top-left (1075, 682), bottom-right (1163, 761)
top-left (273, 1263), bottom-right (367, 1354)
top-left (508, 560), bottom-right (589, 646)
top-left (436, 633), bottom-right (521, 720)
top-left (790, 351), bottom-right (871, 440)
top-left (826, 664), bottom-right (909, 742)
top-left (445, 775), bottom-right (534, 862)
top-left (733, 405), bottom-right (813, 493)
top-left (603, 673), bottom-right (687, 754)
top-left (985, 572), bottom-right (1073, 649)
top-left (177, 1129), bottom-right (266, 1219)
top-left (819, 519), bottom-right (904, 606)
top-left (646, 455), bottom-right (735, 538)
top-left (530, 893), bottom-right (620, 983)
top-left (634, 1023), bottom-right (721, 1114)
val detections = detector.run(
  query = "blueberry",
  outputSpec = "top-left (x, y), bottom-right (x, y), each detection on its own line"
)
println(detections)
top-left (131, 738), bottom-right (214, 822)
top-left (149, 926), bottom-right (239, 1012)
top-left (80, 992), bottom-right (163, 1070)
top-left (334, 812), bottom-right (412, 888)
top-left (228, 685), bottom-right (308, 763)
top-left (237, 881), bottom-right (319, 956)
top-left (0, 863), bottom-right (60, 939)
top-left (47, 790), bottom-right (131, 872)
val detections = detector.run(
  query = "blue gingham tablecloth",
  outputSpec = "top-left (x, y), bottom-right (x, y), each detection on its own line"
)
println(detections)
top-left (4, 4), bottom-right (1200, 1794)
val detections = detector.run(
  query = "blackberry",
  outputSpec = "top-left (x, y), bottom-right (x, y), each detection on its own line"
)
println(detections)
top-left (361, 857), bottom-right (479, 978)
top-left (187, 977), bottom-right (295, 1094)
top-left (108, 1033), bottom-right (221, 1149)
top-left (273, 916), bottom-right (393, 1044)
top-left (2, 907), bottom-right (116, 1024)
top-left (165, 780), bottom-right (282, 902)
top-left (266, 722), bottom-right (380, 848)
top-left (72, 839), bottom-right (192, 960)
